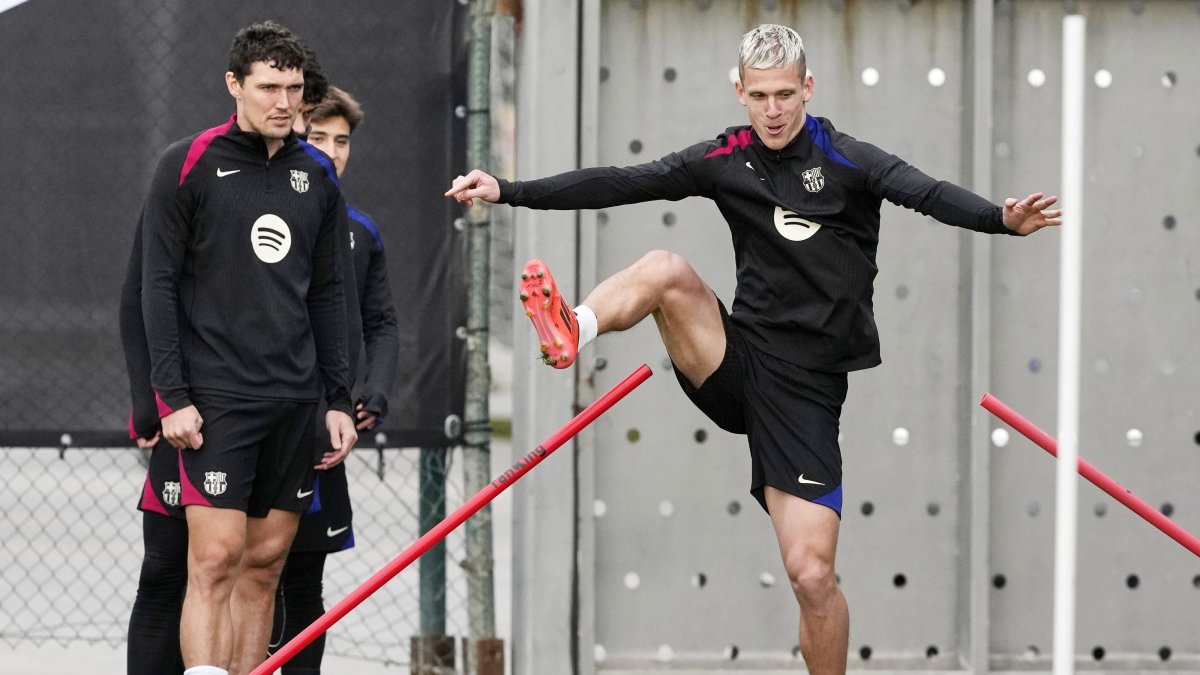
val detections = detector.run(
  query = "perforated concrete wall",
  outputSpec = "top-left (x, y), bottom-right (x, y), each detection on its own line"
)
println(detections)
top-left (508, 0), bottom-right (1200, 672)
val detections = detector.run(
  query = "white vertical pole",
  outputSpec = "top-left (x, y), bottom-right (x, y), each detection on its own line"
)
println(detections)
top-left (1055, 13), bottom-right (1086, 675)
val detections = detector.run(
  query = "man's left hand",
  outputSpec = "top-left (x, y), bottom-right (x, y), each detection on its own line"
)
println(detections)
top-left (318, 410), bottom-right (358, 469)
top-left (1003, 192), bottom-right (1062, 235)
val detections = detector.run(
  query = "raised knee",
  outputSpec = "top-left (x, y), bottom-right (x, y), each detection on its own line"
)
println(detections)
top-left (638, 250), bottom-right (703, 293)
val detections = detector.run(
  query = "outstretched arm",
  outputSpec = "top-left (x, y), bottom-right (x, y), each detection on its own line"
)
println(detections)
top-left (1002, 192), bottom-right (1062, 235)
top-left (445, 169), bottom-right (500, 207)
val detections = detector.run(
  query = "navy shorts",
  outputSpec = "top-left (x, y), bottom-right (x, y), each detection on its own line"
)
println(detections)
top-left (673, 299), bottom-right (848, 515)
top-left (289, 428), bottom-right (355, 553)
top-left (178, 392), bottom-right (317, 518)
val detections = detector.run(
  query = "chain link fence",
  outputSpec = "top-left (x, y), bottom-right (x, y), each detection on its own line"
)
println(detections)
top-left (0, 444), bottom-right (472, 666)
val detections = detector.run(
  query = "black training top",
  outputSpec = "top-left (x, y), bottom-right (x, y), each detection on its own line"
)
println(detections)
top-left (140, 116), bottom-right (353, 416)
top-left (498, 116), bottom-right (1014, 372)
top-left (345, 204), bottom-right (400, 420)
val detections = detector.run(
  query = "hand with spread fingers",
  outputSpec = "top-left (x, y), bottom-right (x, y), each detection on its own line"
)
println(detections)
top-left (1003, 192), bottom-right (1063, 235)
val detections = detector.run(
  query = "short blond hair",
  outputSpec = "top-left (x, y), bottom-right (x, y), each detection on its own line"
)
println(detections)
top-left (738, 24), bottom-right (806, 80)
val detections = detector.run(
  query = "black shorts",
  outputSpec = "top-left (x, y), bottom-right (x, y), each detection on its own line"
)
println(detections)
top-left (137, 438), bottom-right (186, 520)
top-left (289, 429), bottom-right (355, 553)
top-left (178, 392), bottom-right (317, 518)
top-left (673, 299), bottom-right (848, 516)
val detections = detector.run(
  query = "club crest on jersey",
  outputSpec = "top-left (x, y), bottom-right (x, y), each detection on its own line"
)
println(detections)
top-left (162, 481), bottom-right (181, 507)
top-left (290, 169), bottom-right (310, 194)
top-left (203, 471), bottom-right (228, 496)
top-left (802, 166), bottom-right (824, 193)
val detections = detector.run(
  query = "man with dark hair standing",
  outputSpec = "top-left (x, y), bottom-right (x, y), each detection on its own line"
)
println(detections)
top-left (121, 31), bottom-right (334, 675)
top-left (139, 21), bottom-right (357, 675)
top-left (270, 85), bottom-right (400, 674)
top-left (448, 23), bottom-right (1059, 675)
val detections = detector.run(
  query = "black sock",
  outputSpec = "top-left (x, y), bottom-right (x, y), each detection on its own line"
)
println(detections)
top-left (270, 550), bottom-right (328, 675)
top-left (127, 512), bottom-right (188, 675)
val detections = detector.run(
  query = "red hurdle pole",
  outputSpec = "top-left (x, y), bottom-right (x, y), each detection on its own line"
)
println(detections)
top-left (250, 364), bottom-right (653, 675)
top-left (980, 392), bottom-right (1200, 558)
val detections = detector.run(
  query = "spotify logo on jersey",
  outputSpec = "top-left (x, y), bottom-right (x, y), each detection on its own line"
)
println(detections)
top-left (251, 214), bottom-right (292, 263)
top-left (773, 206), bottom-right (822, 242)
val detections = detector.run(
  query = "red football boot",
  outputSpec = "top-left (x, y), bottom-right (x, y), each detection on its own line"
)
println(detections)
top-left (519, 258), bottom-right (580, 369)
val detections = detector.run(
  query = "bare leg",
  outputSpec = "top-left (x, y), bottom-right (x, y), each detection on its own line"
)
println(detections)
top-left (765, 487), bottom-right (848, 675)
top-left (181, 506), bottom-right (246, 670)
top-left (580, 250), bottom-right (725, 385)
top-left (228, 508), bottom-right (301, 675)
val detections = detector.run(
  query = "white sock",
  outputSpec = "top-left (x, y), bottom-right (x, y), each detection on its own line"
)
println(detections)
top-left (574, 305), bottom-right (598, 349)
top-left (183, 667), bottom-right (229, 675)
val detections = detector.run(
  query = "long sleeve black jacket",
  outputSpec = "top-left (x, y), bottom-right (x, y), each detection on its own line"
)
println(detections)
top-left (498, 116), bottom-right (1014, 372)
top-left (139, 116), bottom-right (352, 417)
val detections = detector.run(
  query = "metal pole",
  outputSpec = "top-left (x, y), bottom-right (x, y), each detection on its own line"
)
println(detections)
top-left (1055, 14), bottom-right (1085, 675)
top-left (463, 1), bottom-right (498, 673)
top-left (981, 394), bottom-right (1200, 558)
top-left (248, 366), bottom-right (653, 675)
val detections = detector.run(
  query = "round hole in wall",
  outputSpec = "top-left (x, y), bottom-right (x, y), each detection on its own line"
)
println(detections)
top-left (992, 573), bottom-right (1007, 589)
top-left (629, 139), bottom-right (643, 154)
top-left (727, 500), bottom-right (741, 515)
top-left (599, 66), bottom-right (610, 83)
top-left (859, 646), bottom-right (873, 661)
top-left (626, 428), bottom-right (641, 443)
top-left (662, 212), bottom-right (676, 226)
top-left (1094, 503), bottom-right (1107, 517)
top-left (893, 573), bottom-right (907, 588)
top-left (1161, 502), bottom-right (1175, 517)
top-left (926, 645), bottom-right (940, 658)
top-left (1163, 215), bottom-right (1176, 230)
top-left (861, 501), bottom-right (874, 516)
top-left (663, 67), bottom-right (677, 82)
top-left (1159, 646), bottom-right (1172, 661)
top-left (694, 428), bottom-right (707, 443)
top-left (927, 502), bottom-right (941, 517)
top-left (1126, 574), bottom-right (1140, 589)
top-left (1092, 646), bottom-right (1106, 661)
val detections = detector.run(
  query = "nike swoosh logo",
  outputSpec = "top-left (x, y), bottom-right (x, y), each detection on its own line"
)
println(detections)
top-left (326, 526), bottom-right (349, 537)
top-left (296, 488), bottom-right (314, 498)
top-left (797, 474), bottom-right (825, 486)
top-left (217, 168), bottom-right (241, 177)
